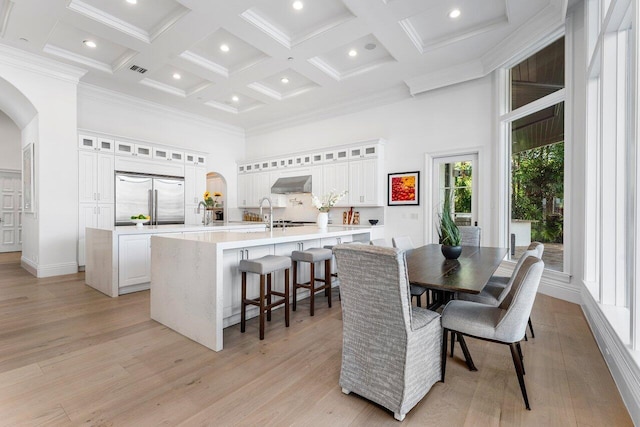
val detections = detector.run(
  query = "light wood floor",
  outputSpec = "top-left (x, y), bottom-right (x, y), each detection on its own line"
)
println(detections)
top-left (0, 251), bottom-right (632, 426)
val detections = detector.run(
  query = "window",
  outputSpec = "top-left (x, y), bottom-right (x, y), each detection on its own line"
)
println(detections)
top-left (502, 37), bottom-right (566, 272)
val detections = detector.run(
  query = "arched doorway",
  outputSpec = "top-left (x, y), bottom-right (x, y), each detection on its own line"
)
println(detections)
top-left (206, 172), bottom-right (227, 222)
top-left (0, 109), bottom-right (23, 253)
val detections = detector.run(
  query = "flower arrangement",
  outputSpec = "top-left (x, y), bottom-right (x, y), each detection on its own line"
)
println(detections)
top-left (311, 189), bottom-right (347, 212)
top-left (204, 191), bottom-right (223, 207)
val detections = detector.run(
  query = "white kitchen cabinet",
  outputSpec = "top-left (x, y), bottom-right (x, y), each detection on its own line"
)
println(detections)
top-left (349, 158), bottom-right (383, 206)
top-left (323, 148), bottom-right (348, 163)
top-left (348, 143), bottom-right (380, 159)
top-left (185, 153), bottom-right (206, 166)
top-left (222, 244), bottom-right (274, 320)
top-left (79, 135), bottom-right (115, 152)
top-left (185, 165), bottom-right (206, 205)
top-left (79, 151), bottom-right (114, 204)
top-left (322, 162), bottom-right (349, 207)
top-left (237, 173), bottom-right (253, 208)
top-left (115, 141), bottom-right (152, 158)
top-left (273, 239), bottom-right (320, 296)
top-left (78, 203), bottom-right (113, 266)
top-left (119, 234), bottom-right (152, 288)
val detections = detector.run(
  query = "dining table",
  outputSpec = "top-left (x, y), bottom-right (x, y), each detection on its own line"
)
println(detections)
top-left (405, 243), bottom-right (509, 370)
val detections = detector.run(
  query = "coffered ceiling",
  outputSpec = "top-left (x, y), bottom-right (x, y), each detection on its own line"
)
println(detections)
top-left (0, 0), bottom-right (573, 133)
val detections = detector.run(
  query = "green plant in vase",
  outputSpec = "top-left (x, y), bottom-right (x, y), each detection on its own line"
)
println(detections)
top-left (438, 193), bottom-right (462, 259)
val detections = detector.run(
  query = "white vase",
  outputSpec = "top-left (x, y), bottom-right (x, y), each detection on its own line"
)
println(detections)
top-left (316, 212), bottom-right (329, 228)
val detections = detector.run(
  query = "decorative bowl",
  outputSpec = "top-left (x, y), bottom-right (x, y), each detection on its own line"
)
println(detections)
top-left (368, 219), bottom-right (379, 225)
top-left (131, 218), bottom-right (150, 228)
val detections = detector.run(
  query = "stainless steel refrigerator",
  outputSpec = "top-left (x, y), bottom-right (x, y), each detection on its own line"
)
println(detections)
top-left (115, 172), bottom-right (185, 226)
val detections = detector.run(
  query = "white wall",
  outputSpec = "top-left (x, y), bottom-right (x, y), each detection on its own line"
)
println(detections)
top-left (0, 110), bottom-right (20, 170)
top-left (77, 85), bottom-right (245, 217)
top-left (246, 76), bottom-right (496, 246)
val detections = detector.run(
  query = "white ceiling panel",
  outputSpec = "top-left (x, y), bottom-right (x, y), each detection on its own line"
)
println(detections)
top-left (248, 68), bottom-right (318, 100)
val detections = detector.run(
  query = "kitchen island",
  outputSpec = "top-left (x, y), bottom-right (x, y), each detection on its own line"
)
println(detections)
top-left (85, 222), bottom-right (266, 297)
top-left (150, 226), bottom-right (371, 351)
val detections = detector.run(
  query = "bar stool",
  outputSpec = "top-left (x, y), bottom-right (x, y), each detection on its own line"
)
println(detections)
top-left (292, 248), bottom-right (333, 316)
top-left (239, 255), bottom-right (291, 340)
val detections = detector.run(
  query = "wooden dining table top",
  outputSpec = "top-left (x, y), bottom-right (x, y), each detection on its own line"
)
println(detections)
top-left (406, 244), bottom-right (509, 294)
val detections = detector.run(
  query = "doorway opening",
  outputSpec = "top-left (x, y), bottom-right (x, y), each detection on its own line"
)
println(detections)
top-left (206, 172), bottom-right (227, 223)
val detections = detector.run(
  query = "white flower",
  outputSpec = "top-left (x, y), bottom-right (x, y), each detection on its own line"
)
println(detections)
top-left (311, 189), bottom-right (347, 212)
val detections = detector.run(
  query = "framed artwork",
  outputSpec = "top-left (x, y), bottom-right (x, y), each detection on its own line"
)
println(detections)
top-left (388, 171), bottom-right (419, 206)
top-left (23, 143), bottom-right (34, 213)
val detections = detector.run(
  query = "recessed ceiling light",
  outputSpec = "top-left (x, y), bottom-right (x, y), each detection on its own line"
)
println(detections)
top-left (348, 49), bottom-right (357, 57)
top-left (173, 73), bottom-right (181, 80)
top-left (281, 77), bottom-right (289, 84)
top-left (220, 44), bottom-right (230, 52)
top-left (449, 8), bottom-right (461, 18)
top-left (364, 43), bottom-right (377, 50)
top-left (126, 0), bottom-right (137, 4)
top-left (292, 1), bottom-right (304, 10)
top-left (231, 95), bottom-right (239, 103)
top-left (83, 40), bottom-right (97, 48)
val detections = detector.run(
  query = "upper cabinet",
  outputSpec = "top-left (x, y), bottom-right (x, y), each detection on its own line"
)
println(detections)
top-left (115, 140), bottom-right (152, 158)
top-left (238, 140), bottom-right (385, 207)
top-left (79, 135), bottom-right (114, 152)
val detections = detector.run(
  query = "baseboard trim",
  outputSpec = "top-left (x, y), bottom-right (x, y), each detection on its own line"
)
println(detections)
top-left (581, 287), bottom-right (640, 424)
top-left (20, 256), bottom-right (37, 277)
top-left (36, 262), bottom-right (78, 278)
top-left (538, 275), bottom-right (582, 304)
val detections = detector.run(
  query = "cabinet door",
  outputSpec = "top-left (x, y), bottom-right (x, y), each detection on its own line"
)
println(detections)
top-left (135, 144), bottom-right (152, 158)
top-left (252, 172), bottom-right (271, 207)
top-left (79, 135), bottom-right (97, 150)
top-left (97, 138), bottom-right (115, 152)
top-left (96, 153), bottom-right (114, 203)
top-left (97, 204), bottom-right (114, 229)
top-left (194, 167), bottom-right (206, 204)
top-left (185, 205), bottom-right (203, 225)
top-left (153, 147), bottom-right (169, 161)
top-left (115, 141), bottom-right (135, 156)
top-left (185, 165), bottom-right (197, 204)
top-left (309, 165), bottom-right (323, 196)
top-left (349, 158), bottom-right (381, 206)
top-left (119, 234), bottom-right (152, 287)
top-left (237, 174), bottom-right (252, 208)
top-left (323, 162), bottom-right (349, 207)
top-left (78, 151), bottom-right (97, 203)
top-left (78, 203), bottom-right (98, 266)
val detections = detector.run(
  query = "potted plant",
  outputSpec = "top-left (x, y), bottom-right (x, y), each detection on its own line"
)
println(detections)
top-left (438, 193), bottom-right (462, 259)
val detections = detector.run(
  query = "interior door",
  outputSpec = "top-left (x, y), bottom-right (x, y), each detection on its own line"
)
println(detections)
top-left (432, 154), bottom-right (478, 243)
top-left (0, 171), bottom-right (22, 253)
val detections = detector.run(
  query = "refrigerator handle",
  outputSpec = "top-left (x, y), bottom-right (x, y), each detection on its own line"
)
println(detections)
top-left (148, 189), bottom-right (153, 225)
top-left (154, 189), bottom-right (159, 226)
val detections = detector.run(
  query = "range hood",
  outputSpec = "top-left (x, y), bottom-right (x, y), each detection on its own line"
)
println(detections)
top-left (271, 175), bottom-right (312, 194)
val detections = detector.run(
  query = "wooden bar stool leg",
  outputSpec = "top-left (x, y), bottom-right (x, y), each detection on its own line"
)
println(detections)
top-left (284, 268), bottom-right (290, 327)
top-left (310, 262), bottom-right (315, 316)
top-left (292, 260), bottom-right (298, 312)
top-left (240, 271), bottom-right (247, 333)
top-left (325, 258), bottom-right (332, 308)
top-left (266, 273), bottom-right (272, 322)
top-left (259, 274), bottom-right (265, 340)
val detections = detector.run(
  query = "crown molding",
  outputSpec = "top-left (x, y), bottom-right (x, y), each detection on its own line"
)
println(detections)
top-left (67, 0), bottom-right (149, 43)
top-left (246, 84), bottom-right (409, 137)
top-left (421, 16), bottom-right (509, 53)
top-left (247, 82), bottom-right (282, 100)
top-left (78, 83), bottom-right (244, 137)
top-left (149, 7), bottom-right (190, 42)
top-left (307, 57), bottom-right (340, 80)
top-left (43, 44), bottom-right (113, 74)
top-left (0, 0), bottom-right (14, 38)
top-left (139, 78), bottom-right (186, 97)
top-left (179, 50), bottom-right (229, 78)
top-left (241, 9), bottom-right (291, 49)
top-left (290, 13), bottom-right (355, 47)
top-left (0, 43), bottom-right (87, 83)
top-left (404, 59), bottom-right (484, 96)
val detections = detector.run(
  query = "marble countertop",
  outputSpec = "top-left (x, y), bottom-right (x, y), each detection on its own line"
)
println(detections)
top-left (90, 222), bottom-right (266, 236)
top-left (152, 225), bottom-right (372, 250)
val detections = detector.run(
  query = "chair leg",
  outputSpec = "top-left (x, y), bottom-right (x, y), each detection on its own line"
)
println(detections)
top-left (509, 342), bottom-right (531, 410)
top-left (450, 330), bottom-right (455, 357)
top-left (457, 335), bottom-right (477, 371)
top-left (240, 272), bottom-right (247, 333)
top-left (266, 273), bottom-right (272, 322)
top-left (416, 294), bottom-right (422, 307)
top-left (259, 274), bottom-right (265, 340)
top-left (309, 262), bottom-right (315, 316)
top-left (441, 328), bottom-right (448, 382)
top-left (524, 333), bottom-right (528, 341)
top-left (528, 317), bottom-right (535, 338)
top-left (516, 342), bottom-right (525, 375)
top-left (284, 268), bottom-right (290, 327)
top-left (325, 259), bottom-right (332, 308)
top-left (292, 261), bottom-right (298, 311)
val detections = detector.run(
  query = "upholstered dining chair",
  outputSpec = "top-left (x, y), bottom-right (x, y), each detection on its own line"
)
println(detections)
top-left (458, 226), bottom-right (481, 246)
top-left (334, 244), bottom-right (441, 421)
top-left (392, 236), bottom-right (428, 307)
top-left (441, 256), bottom-right (544, 410)
top-left (458, 242), bottom-right (544, 339)
top-left (369, 238), bottom-right (389, 247)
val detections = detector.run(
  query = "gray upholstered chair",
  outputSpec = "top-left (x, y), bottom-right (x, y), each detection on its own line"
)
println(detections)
top-left (392, 236), bottom-right (428, 307)
top-left (458, 226), bottom-right (481, 246)
top-left (334, 244), bottom-right (441, 421)
top-left (369, 238), bottom-right (389, 247)
top-left (458, 242), bottom-right (544, 338)
top-left (441, 257), bottom-right (544, 410)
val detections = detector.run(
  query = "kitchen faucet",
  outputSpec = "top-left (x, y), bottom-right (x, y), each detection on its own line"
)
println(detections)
top-left (259, 197), bottom-right (273, 231)
top-left (197, 201), bottom-right (208, 225)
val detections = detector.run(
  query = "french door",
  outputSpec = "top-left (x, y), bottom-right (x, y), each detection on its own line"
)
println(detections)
top-left (0, 170), bottom-right (22, 252)
top-left (431, 154), bottom-right (478, 242)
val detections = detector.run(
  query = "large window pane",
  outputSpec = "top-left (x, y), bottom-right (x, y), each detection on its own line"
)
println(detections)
top-left (510, 37), bottom-right (565, 110)
top-left (511, 102), bottom-right (564, 271)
